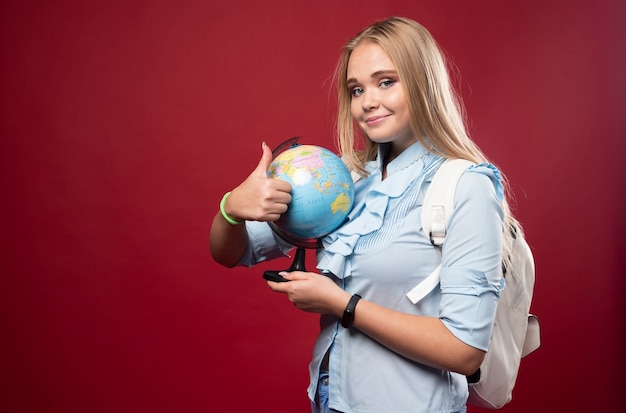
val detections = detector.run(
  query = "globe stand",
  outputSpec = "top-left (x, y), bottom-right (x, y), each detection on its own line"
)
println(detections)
top-left (263, 246), bottom-right (307, 283)
top-left (262, 135), bottom-right (308, 283)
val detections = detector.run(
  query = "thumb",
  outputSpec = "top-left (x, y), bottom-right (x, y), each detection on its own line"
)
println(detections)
top-left (253, 141), bottom-right (274, 175)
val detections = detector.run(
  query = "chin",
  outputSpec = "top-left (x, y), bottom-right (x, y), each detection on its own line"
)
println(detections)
top-left (364, 133), bottom-right (393, 144)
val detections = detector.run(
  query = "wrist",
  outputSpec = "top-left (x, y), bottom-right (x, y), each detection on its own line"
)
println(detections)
top-left (341, 294), bottom-right (361, 328)
top-left (220, 192), bottom-right (243, 225)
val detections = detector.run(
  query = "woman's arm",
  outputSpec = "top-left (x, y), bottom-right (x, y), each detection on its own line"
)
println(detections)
top-left (349, 297), bottom-right (485, 375)
top-left (209, 142), bottom-right (292, 267)
top-left (269, 271), bottom-right (484, 375)
top-left (209, 210), bottom-right (250, 268)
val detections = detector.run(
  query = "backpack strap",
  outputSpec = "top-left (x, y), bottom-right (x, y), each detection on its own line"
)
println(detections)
top-left (421, 158), bottom-right (474, 246)
top-left (407, 158), bottom-right (474, 304)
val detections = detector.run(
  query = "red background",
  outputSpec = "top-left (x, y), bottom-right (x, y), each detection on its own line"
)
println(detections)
top-left (1, 1), bottom-right (624, 412)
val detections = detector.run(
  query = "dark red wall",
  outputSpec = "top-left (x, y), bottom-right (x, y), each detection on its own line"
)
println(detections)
top-left (1, 1), bottom-right (624, 412)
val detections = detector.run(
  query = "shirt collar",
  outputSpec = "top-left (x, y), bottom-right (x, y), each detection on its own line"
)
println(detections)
top-left (377, 141), bottom-right (428, 177)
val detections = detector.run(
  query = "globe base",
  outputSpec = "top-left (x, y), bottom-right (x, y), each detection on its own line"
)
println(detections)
top-left (262, 246), bottom-right (307, 283)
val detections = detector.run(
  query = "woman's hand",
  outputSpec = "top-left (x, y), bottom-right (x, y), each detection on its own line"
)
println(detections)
top-left (266, 271), bottom-right (351, 316)
top-left (225, 142), bottom-right (292, 223)
top-left (210, 142), bottom-right (292, 267)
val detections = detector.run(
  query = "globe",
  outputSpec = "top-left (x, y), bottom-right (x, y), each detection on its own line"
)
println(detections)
top-left (267, 144), bottom-right (354, 244)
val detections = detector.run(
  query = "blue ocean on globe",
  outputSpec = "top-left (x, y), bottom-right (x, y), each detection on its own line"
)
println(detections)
top-left (267, 144), bottom-right (354, 241)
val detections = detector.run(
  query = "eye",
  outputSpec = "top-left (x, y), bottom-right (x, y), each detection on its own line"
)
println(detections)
top-left (380, 79), bottom-right (396, 89)
top-left (350, 87), bottom-right (364, 97)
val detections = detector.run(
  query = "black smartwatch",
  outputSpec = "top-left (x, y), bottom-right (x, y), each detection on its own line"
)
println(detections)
top-left (341, 294), bottom-right (361, 328)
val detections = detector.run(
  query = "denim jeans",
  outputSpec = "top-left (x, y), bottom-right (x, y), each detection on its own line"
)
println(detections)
top-left (311, 371), bottom-right (330, 413)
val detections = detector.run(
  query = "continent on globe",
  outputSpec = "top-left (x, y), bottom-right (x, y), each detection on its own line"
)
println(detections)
top-left (267, 144), bottom-right (354, 241)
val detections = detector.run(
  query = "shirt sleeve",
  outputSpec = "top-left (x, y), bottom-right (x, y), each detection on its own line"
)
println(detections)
top-left (236, 220), bottom-right (294, 267)
top-left (438, 164), bottom-right (505, 351)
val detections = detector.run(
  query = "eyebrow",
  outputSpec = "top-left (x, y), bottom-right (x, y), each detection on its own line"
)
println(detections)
top-left (347, 70), bottom-right (398, 85)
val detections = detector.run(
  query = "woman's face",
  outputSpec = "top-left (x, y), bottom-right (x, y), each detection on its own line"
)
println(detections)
top-left (347, 41), bottom-right (414, 154)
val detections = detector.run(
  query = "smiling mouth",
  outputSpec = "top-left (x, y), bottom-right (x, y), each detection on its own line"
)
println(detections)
top-left (365, 115), bottom-right (388, 125)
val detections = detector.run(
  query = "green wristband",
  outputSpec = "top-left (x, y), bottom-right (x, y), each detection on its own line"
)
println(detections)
top-left (220, 192), bottom-right (243, 225)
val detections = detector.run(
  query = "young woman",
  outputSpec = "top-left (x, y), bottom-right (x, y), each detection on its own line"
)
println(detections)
top-left (210, 16), bottom-right (519, 413)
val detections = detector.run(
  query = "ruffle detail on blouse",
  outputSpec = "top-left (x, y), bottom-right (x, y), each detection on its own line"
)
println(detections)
top-left (467, 163), bottom-right (504, 202)
top-left (317, 142), bottom-right (443, 280)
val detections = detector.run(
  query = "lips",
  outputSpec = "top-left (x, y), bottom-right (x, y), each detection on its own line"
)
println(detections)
top-left (365, 115), bottom-right (388, 126)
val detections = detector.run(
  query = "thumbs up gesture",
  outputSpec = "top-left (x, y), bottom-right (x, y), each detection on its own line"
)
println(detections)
top-left (224, 142), bottom-right (292, 223)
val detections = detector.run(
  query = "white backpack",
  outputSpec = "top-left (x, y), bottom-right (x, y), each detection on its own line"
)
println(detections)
top-left (407, 158), bottom-right (541, 409)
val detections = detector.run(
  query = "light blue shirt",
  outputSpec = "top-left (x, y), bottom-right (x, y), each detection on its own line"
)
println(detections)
top-left (239, 141), bottom-right (504, 413)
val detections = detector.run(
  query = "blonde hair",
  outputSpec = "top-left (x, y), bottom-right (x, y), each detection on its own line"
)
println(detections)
top-left (335, 16), bottom-right (521, 273)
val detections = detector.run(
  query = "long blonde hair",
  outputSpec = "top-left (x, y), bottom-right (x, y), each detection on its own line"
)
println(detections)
top-left (335, 16), bottom-right (521, 273)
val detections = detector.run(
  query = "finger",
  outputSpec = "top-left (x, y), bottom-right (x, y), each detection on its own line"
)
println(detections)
top-left (253, 141), bottom-right (274, 176)
top-left (279, 271), bottom-right (309, 281)
top-left (266, 279), bottom-right (290, 292)
top-left (277, 271), bottom-right (294, 281)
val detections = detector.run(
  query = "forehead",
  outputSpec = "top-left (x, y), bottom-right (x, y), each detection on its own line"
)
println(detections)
top-left (347, 41), bottom-right (396, 79)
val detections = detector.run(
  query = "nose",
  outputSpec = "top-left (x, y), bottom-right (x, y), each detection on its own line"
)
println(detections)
top-left (361, 89), bottom-right (379, 111)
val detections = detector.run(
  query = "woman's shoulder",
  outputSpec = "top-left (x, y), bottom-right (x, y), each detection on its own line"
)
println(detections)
top-left (457, 163), bottom-right (504, 202)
